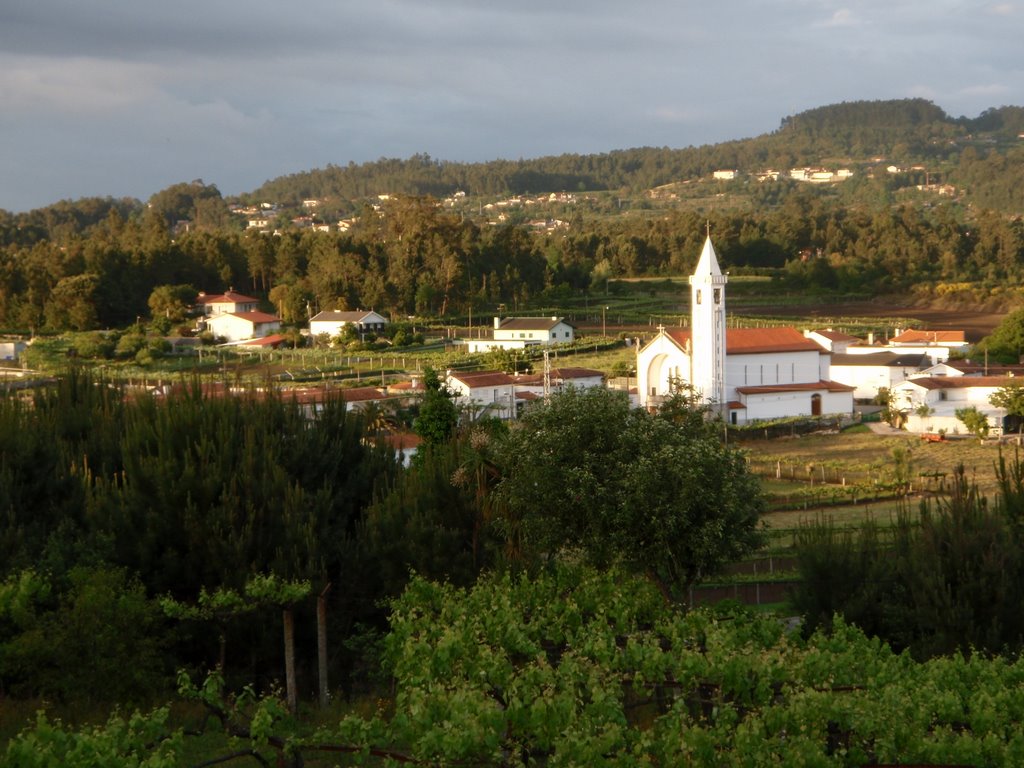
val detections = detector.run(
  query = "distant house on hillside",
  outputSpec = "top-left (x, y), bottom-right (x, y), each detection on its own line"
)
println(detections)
top-left (196, 290), bottom-right (260, 317)
top-left (465, 316), bottom-right (574, 353)
top-left (205, 311), bottom-right (282, 343)
top-left (309, 310), bottom-right (388, 339)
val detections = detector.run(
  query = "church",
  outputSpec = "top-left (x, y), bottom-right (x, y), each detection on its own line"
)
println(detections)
top-left (636, 237), bottom-right (854, 425)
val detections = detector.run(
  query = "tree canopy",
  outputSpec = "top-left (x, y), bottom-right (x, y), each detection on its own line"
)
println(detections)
top-left (494, 387), bottom-right (765, 595)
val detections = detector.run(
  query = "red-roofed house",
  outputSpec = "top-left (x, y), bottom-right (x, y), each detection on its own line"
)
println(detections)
top-left (512, 367), bottom-right (606, 396)
top-left (196, 290), bottom-right (261, 317)
top-left (636, 237), bottom-right (853, 425)
top-left (445, 369), bottom-right (517, 420)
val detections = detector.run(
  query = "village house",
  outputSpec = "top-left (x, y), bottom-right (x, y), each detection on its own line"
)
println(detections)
top-left (512, 367), bottom-right (606, 398)
top-left (893, 376), bottom-right (1014, 436)
top-left (636, 236), bottom-right (854, 425)
top-left (445, 370), bottom-right (517, 421)
top-left (464, 316), bottom-right (574, 353)
top-left (828, 351), bottom-right (930, 401)
top-left (309, 310), bottom-right (388, 339)
top-left (204, 311), bottom-right (282, 343)
top-left (196, 290), bottom-right (261, 317)
top-left (803, 328), bottom-right (861, 354)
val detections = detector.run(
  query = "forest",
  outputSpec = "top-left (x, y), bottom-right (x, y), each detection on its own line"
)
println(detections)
top-left (1, 99), bottom-right (1024, 338)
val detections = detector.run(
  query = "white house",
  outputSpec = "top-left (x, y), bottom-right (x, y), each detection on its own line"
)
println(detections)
top-left (512, 367), bottom-right (606, 398)
top-left (0, 340), bottom-right (27, 362)
top-left (636, 236), bottom-right (854, 425)
top-left (892, 375), bottom-right (1013, 435)
top-left (886, 328), bottom-right (970, 364)
top-left (804, 329), bottom-right (861, 354)
top-left (309, 310), bottom-right (388, 339)
top-left (829, 352), bottom-right (930, 401)
top-left (465, 316), bottom-right (574, 353)
top-left (196, 290), bottom-right (260, 317)
top-left (205, 311), bottom-right (282, 343)
top-left (445, 370), bottom-right (517, 420)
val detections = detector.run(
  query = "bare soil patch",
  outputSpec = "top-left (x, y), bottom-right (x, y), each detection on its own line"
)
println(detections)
top-left (753, 299), bottom-right (1005, 343)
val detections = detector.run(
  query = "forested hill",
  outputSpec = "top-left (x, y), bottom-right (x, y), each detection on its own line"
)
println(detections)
top-left (248, 99), bottom-right (1024, 203)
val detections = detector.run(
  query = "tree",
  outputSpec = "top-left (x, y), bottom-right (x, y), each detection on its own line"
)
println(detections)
top-left (956, 405), bottom-right (990, 441)
top-left (979, 307), bottom-right (1024, 363)
top-left (413, 367), bottom-right (458, 447)
top-left (494, 387), bottom-right (764, 597)
top-left (990, 380), bottom-right (1024, 436)
top-left (147, 283), bottom-right (196, 323)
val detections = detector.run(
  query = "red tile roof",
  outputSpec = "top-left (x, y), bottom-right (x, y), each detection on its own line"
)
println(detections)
top-left (197, 290), bottom-right (260, 305)
top-left (736, 380), bottom-right (855, 395)
top-left (229, 311), bottom-right (281, 323)
top-left (891, 329), bottom-right (967, 344)
top-left (448, 370), bottom-right (515, 387)
top-left (666, 327), bottom-right (824, 355)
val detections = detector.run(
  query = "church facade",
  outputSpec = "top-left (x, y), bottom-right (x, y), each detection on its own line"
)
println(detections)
top-left (636, 237), bottom-right (854, 425)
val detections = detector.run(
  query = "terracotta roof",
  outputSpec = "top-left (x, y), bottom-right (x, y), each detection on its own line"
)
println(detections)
top-left (448, 370), bottom-right (515, 387)
top-left (238, 333), bottom-right (289, 348)
top-left (665, 327), bottom-right (824, 355)
top-left (341, 387), bottom-right (389, 402)
top-left (736, 380), bottom-right (855, 395)
top-left (890, 329), bottom-right (967, 344)
top-left (516, 391), bottom-right (542, 401)
top-left (197, 290), bottom-right (259, 305)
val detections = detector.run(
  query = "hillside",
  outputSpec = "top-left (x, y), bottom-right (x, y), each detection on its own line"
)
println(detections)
top-left (244, 99), bottom-right (1024, 210)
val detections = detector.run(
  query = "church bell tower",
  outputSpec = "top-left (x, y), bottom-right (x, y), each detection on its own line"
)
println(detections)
top-left (688, 236), bottom-right (727, 411)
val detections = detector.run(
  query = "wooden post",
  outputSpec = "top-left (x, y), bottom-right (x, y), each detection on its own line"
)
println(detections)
top-left (283, 608), bottom-right (297, 714)
top-left (318, 583), bottom-right (331, 709)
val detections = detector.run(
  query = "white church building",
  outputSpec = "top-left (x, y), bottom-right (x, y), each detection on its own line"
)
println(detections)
top-left (636, 237), bottom-right (854, 425)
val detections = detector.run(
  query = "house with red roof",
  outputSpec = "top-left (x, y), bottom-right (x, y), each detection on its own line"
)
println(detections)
top-left (445, 369), bottom-right (517, 420)
top-left (465, 316), bottom-right (574, 353)
top-left (636, 237), bottom-right (854, 425)
top-left (205, 311), bottom-right (282, 343)
top-left (196, 290), bottom-right (261, 317)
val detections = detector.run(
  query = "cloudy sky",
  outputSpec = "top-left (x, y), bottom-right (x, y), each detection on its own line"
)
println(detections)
top-left (1, 1), bottom-right (1021, 212)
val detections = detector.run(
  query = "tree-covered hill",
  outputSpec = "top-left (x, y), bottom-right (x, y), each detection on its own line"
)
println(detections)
top-left (246, 99), bottom-right (1024, 206)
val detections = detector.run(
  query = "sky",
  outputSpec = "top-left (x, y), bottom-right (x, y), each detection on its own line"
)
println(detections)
top-left (1, 1), bottom-right (1021, 213)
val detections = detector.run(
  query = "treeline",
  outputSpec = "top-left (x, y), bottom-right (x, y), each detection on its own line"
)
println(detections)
top-left (4, 187), bottom-right (1024, 335)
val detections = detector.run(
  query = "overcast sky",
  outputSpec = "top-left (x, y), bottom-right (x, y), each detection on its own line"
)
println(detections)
top-left (1, 1), bottom-right (1021, 212)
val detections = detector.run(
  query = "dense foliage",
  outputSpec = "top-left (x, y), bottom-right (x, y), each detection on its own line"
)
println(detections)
top-left (792, 455), bottom-right (1024, 658)
top-left (10, 566), bottom-right (1024, 766)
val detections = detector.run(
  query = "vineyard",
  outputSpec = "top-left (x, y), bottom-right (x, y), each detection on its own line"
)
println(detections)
top-left (9, 565), bottom-right (1024, 767)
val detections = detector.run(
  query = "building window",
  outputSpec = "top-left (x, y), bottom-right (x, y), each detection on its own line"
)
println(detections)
top-left (714, 288), bottom-right (721, 304)
top-left (696, 290), bottom-right (702, 304)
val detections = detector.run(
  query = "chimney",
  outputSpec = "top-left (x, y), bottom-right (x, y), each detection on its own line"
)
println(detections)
top-left (494, 316), bottom-right (501, 330)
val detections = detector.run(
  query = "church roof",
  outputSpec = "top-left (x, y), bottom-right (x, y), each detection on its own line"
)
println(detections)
top-left (692, 236), bottom-right (722, 277)
top-left (665, 326), bottom-right (824, 355)
top-left (736, 380), bottom-right (855, 395)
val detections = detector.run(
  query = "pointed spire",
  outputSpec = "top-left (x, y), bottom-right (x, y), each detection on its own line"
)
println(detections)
top-left (693, 236), bottom-right (722, 277)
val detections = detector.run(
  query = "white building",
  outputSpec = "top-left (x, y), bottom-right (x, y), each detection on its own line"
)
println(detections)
top-left (445, 370), bottom-right (517, 420)
top-left (512, 367), bottom-right (606, 398)
top-left (829, 351), bottom-right (930, 401)
top-left (196, 290), bottom-right (260, 316)
top-left (636, 236), bottom-right (854, 425)
top-left (465, 317), bottom-right (574, 353)
top-left (309, 310), bottom-right (388, 339)
top-left (205, 311), bottom-right (282, 343)
top-left (892, 376), bottom-right (1011, 435)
